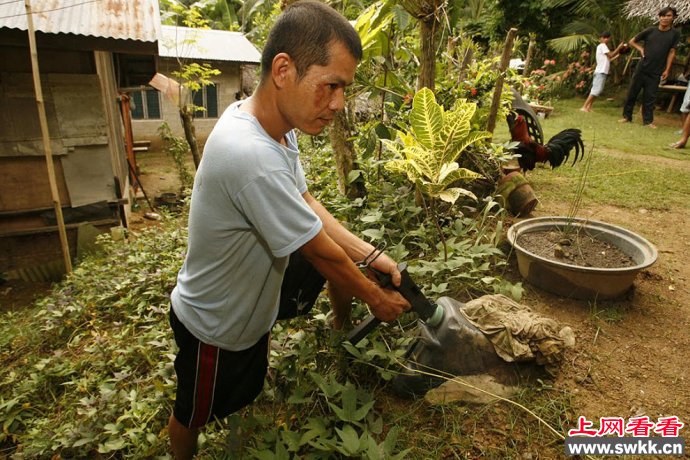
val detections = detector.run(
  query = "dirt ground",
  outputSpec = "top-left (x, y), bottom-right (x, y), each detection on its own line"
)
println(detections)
top-left (2, 147), bottom-right (689, 447)
top-left (522, 196), bottom-right (690, 433)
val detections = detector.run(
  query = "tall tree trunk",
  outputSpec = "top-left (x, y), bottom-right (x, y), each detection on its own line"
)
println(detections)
top-left (180, 106), bottom-right (201, 170)
top-left (329, 106), bottom-right (366, 199)
top-left (418, 17), bottom-right (437, 91)
top-left (401, 0), bottom-right (440, 90)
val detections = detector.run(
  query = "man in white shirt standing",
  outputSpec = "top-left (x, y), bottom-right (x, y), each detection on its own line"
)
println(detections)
top-left (581, 31), bottom-right (625, 112)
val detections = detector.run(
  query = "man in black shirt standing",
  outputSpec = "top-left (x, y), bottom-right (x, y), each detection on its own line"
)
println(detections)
top-left (619, 6), bottom-right (680, 128)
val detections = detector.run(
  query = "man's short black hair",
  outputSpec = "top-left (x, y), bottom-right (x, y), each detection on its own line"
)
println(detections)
top-left (260, 1), bottom-right (363, 81)
top-left (659, 6), bottom-right (677, 17)
top-left (600, 31), bottom-right (612, 38)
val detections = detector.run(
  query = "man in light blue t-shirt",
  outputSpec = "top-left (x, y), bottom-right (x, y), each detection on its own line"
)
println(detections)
top-left (167, 2), bottom-right (410, 458)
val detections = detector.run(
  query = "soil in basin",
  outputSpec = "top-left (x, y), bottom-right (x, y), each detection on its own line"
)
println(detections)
top-left (517, 229), bottom-right (635, 269)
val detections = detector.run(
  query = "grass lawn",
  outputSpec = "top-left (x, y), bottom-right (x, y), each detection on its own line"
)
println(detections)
top-left (494, 92), bottom-right (690, 210)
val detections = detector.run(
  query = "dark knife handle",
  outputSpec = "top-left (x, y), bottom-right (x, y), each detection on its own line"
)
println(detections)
top-left (345, 262), bottom-right (440, 345)
top-left (345, 262), bottom-right (405, 345)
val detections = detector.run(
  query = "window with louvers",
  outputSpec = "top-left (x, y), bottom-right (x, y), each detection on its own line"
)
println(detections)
top-left (129, 89), bottom-right (161, 120)
top-left (191, 84), bottom-right (218, 119)
top-left (145, 90), bottom-right (161, 119)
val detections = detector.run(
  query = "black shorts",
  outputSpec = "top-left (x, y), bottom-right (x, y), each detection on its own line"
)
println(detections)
top-left (277, 250), bottom-right (326, 320)
top-left (170, 251), bottom-right (326, 428)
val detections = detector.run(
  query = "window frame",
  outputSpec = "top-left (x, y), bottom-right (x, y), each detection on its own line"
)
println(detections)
top-left (130, 88), bottom-right (162, 120)
top-left (191, 83), bottom-right (219, 119)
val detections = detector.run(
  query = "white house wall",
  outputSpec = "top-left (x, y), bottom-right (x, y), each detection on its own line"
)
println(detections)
top-left (130, 58), bottom-right (255, 149)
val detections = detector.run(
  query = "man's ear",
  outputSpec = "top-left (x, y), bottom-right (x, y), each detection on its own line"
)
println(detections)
top-left (272, 52), bottom-right (293, 88)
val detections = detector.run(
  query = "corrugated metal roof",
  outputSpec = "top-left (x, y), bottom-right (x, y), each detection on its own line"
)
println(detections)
top-left (0, 0), bottom-right (160, 43)
top-left (159, 25), bottom-right (260, 64)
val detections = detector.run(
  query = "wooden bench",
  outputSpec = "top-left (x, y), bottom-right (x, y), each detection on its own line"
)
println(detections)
top-left (658, 84), bottom-right (687, 112)
top-left (132, 140), bottom-right (151, 153)
top-left (529, 103), bottom-right (554, 118)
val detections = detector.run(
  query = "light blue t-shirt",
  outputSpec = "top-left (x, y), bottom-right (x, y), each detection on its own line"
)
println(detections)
top-left (171, 100), bottom-right (322, 351)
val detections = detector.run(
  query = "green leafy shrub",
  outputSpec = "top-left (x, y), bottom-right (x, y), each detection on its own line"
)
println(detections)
top-left (520, 51), bottom-right (594, 104)
top-left (0, 218), bottom-right (185, 457)
top-left (382, 88), bottom-right (491, 260)
top-left (158, 122), bottom-right (194, 192)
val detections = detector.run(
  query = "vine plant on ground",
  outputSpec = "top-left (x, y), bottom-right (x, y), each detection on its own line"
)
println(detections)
top-left (0, 168), bottom-right (523, 458)
top-left (0, 88), bottom-right (526, 460)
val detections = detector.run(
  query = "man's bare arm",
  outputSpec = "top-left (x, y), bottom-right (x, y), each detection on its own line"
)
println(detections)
top-left (662, 48), bottom-right (676, 80)
top-left (303, 191), bottom-right (402, 286)
top-left (629, 37), bottom-right (644, 57)
top-left (298, 228), bottom-right (409, 323)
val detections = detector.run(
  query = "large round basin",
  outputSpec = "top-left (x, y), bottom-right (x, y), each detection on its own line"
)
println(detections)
top-left (507, 217), bottom-right (658, 300)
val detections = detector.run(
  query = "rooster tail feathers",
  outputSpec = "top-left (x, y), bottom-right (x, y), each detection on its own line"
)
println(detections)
top-left (572, 132), bottom-right (585, 166)
top-left (545, 129), bottom-right (584, 168)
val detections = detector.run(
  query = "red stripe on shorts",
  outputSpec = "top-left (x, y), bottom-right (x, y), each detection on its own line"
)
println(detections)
top-left (190, 342), bottom-right (219, 427)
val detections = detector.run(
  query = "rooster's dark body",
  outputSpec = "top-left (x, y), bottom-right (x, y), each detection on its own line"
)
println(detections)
top-left (507, 113), bottom-right (584, 171)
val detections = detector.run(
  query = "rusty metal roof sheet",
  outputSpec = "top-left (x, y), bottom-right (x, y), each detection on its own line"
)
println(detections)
top-left (0, 0), bottom-right (160, 43)
top-left (159, 25), bottom-right (260, 64)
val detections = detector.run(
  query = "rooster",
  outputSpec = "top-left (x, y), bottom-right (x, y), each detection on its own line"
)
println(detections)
top-left (507, 112), bottom-right (584, 172)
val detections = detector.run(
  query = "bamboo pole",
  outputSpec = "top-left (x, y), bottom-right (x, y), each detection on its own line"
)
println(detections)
top-left (487, 28), bottom-right (518, 138)
top-left (24, 0), bottom-right (73, 274)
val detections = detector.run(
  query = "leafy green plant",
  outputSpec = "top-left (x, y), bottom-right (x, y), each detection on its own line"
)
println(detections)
top-left (0, 150), bottom-right (520, 459)
top-left (0, 218), bottom-right (185, 457)
top-left (438, 54), bottom-right (520, 111)
top-left (158, 122), bottom-right (194, 192)
top-left (247, 371), bottom-right (411, 459)
top-left (305, 130), bottom-right (520, 300)
top-left (383, 87), bottom-right (491, 259)
top-left (0, 88), bottom-right (521, 460)
top-left (520, 51), bottom-right (595, 104)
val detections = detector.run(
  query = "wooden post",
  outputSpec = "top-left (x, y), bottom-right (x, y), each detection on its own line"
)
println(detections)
top-left (458, 47), bottom-right (474, 84)
top-left (24, 0), bottom-right (73, 274)
top-left (118, 92), bottom-right (139, 190)
top-left (487, 28), bottom-right (518, 138)
top-left (523, 35), bottom-right (535, 77)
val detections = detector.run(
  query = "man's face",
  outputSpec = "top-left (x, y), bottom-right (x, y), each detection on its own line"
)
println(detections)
top-left (278, 41), bottom-right (357, 136)
top-left (659, 11), bottom-right (675, 27)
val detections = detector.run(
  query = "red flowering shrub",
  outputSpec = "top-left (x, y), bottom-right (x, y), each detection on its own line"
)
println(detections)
top-left (554, 49), bottom-right (594, 97)
top-left (522, 61), bottom-right (555, 105)
top-left (521, 49), bottom-right (595, 103)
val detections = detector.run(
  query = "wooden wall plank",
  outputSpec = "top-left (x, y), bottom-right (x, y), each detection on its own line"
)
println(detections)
top-left (0, 156), bottom-right (70, 211)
